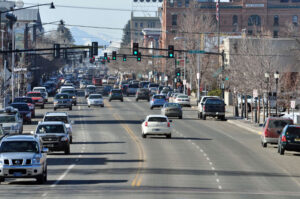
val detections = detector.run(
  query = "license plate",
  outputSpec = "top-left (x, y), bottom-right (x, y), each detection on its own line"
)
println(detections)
top-left (295, 138), bottom-right (300, 142)
top-left (14, 172), bottom-right (22, 177)
top-left (216, 112), bottom-right (219, 115)
top-left (154, 129), bottom-right (160, 131)
top-left (46, 144), bottom-right (54, 147)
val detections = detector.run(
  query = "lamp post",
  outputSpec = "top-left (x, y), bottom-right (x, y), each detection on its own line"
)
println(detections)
top-left (265, 72), bottom-right (270, 118)
top-left (174, 37), bottom-right (187, 94)
top-left (274, 71), bottom-right (279, 116)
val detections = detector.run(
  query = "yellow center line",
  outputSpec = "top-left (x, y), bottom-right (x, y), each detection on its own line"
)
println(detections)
top-left (105, 99), bottom-right (145, 187)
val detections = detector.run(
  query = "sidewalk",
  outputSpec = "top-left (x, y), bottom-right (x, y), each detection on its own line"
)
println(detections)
top-left (189, 95), bottom-right (263, 136)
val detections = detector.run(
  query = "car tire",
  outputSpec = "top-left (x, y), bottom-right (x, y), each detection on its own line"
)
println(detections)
top-left (0, 177), bottom-right (4, 183)
top-left (70, 136), bottom-right (73, 144)
top-left (179, 116), bottom-right (182, 119)
top-left (148, 99), bottom-right (150, 102)
top-left (41, 105), bottom-right (44, 109)
top-left (74, 102), bottom-right (77, 106)
top-left (150, 106), bottom-right (153, 110)
top-left (88, 106), bottom-right (90, 108)
top-left (262, 141), bottom-right (267, 148)
top-left (54, 108), bottom-right (56, 111)
top-left (64, 146), bottom-right (71, 155)
top-left (109, 99), bottom-right (112, 102)
top-left (202, 114), bottom-right (206, 120)
top-left (136, 98), bottom-right (138, 102)
top-left (69, 106), bottom-right (72, 111)
top-left (279, 146), bottom-right (285, 155)
top-left (121, 99), bottom-right (123, 102)
top-left (36, 171), bottom-right (46, 184)
top-left (142, 134), bottom-right (146, 138)
top-left (166, 134), bottom-right (171, 139)
top-left (101, 105), bottom-right (104, 107)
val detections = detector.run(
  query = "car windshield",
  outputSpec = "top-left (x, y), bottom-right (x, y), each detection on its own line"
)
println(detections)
top-left (34, 89), bottom-right (46, 93)
top-left (61, 90), bottom-right (75, 95)
top-left (0, 141), bottom-right (39, 153)
top-left (11, 104), bottom-right (30, 111)
top-left (36, 125), bottom-right (65, 134)
top-left (165, 103), bottom-right (180, 108)
top-left (27, 93), bottom-right (42, 97)
top-left (205, 99), bottom-right (224, 105)
top-left (0, 115), bottom-right (16, 123)
top-left (178, 95), bottom-right (188, 99)
top-left (129, 84), bottom-right (139, 88)
top-left (286, 127), bottom-right (300, 136)
top-left (148, 117), bottom-right (167, 122)
top-left (89, 95), bottom-right (102, 99)
top-left (14, 98), bottom-right (33, 103)
top-left (269, 120), bottom-right (293, 128)
top-left (149, 84), bottom-right (159, 88)
top-left (139, 89), bottom-right (149, 93)
top-left (112, 90), bottom-right (121, 94)
top-left (153, 95), bottom-right (165, 99)
top-left (87, 87), bottom-right (96, 92)
top-left (55, 95), bottom-right (69, 99)
top-left (44, 116), bottom-right (68, 124)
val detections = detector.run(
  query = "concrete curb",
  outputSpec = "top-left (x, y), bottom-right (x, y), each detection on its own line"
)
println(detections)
top-left (227, 119), bottom-right (262, 135)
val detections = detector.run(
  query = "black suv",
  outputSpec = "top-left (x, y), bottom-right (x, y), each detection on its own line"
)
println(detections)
top-left (136, 88), bottom-right (150, 102)
top-left (278, 125), bottom-right (300, 155)
top-left (109, 89), bottom-right (123, 102)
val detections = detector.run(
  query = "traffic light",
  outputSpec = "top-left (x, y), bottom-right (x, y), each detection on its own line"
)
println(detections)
top-left (89, 47), bottom-right (93, 58)
top-left (137, 52), bottom-right (141, 61)
top-left (92, 42), bottom-right (98, 55)
top-left (168, 45), bottom-right (174, 58)
top-left (175, 67), bottom-right (180, 77)
top-left (53, 44), bottom-right (60, 58)
top-left (112, 51), bottom-right (117, 60)
top-left (133, 43), bottom-right (139, 55)
top-left (104, 53), bottom-right (108, 60)
top-left (123, 55), bottom-right (127, 61)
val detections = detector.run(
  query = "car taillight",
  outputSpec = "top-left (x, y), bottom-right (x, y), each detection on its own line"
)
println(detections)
top-left (167, 122), bottom-right (170, 127)
top-left (145, 122), bottom-right (148, 127)
top-left (152, 98), bottom-right (155, 101)
top-left (203, 105), bottom-right (205, 111)
top-left (281, 135), bottom-right (287, 142)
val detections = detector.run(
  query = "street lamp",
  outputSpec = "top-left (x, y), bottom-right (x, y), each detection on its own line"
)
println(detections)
top-left (265, 72), bottom-right (270, 118)
top-left (274, 71), bottom-right (279, 116)
top-left (174, 37), bottom-right (187, 94)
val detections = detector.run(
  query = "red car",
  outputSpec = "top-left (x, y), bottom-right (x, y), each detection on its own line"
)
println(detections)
top-left (13, 97), bottom-right (36, 118)
top-left (261, 117), bottom-right (293, 148)
top-left (27, 91), bottom-right (45, 109)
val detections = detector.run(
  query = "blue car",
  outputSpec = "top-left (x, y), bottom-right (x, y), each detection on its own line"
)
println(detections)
top-left (150, 95), bottom-right (167, 109)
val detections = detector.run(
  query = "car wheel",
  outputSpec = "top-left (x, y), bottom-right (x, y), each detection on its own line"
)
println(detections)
top-left (74, 102), bottom-right (77, 106)
top-left (121, 99), bottom-right (123, 102)
top-left (197, 112), bottom-right (200, 119)
top-left (0, 177), bottom-right (4, 183)
top-left (41, 105), bottom-right (44, 109)
top-left (262, 141), bottom-right (267, 148)
top-left (142, 133), bottom-right (146, 138)
top-left (150, 106), bottom-right (153, 110)
top-left (70, 136), bottom-right (73, 144)
top-left (179, 116), bottom-right (182, 119)
top-left (64, 146), bottom-right (71, 155)
top-left (54, 108), bottom-right (56, 111)
top-left (101, 105), bottom-right (104, 107)
top-left (69, 106), bottom-right (72, 111)
top-left (136, 98), bottom-right (138, 102)
top-left (109, 99), bottom-right (112, 102)
top-left (88, 105), bottom-right (90, 108)
top-left (166, 134), bottom-right (172, 139)
top-left (202, 114), bottom-right (206, 120)
top-left (279, 146), bottom-right (285, 155)
top-left (36, 172), bottom-right (45, 184)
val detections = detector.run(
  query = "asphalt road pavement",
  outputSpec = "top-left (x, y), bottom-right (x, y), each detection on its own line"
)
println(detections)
top-left (1, 96), bottom-right (300, 199)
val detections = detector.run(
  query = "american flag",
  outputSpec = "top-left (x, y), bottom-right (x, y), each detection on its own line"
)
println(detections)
top-left (216, 0), bottom-right (219, 22)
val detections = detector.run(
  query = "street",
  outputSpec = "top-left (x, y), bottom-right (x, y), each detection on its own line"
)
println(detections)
top-left (1, 95), bottom-right (300, 199)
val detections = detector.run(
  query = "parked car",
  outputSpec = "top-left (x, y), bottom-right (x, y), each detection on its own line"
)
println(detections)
top-left (10, 103), bottom-right (32, 124)
top-left (0, 107), bottom-right (23, 134)
top-left (141, 115), bottom-right (172, 138)
top-left (197, 96), bottom-right (220, 116)
top-left (87, 94), bottom-right (104, 107)
top-left (33, 87), bottom-right (48, 102)
top-left (261, 117), bottom-right (293, 148)
top-left (174, 94), bottom-right (191, 107)
top-left (26, 92), bottom-right (45, 109)
top-left (150, 95), bottom-right (167, 109)
top-left (0, 134), bottom-right (48, 184)
top-left (34, 121), bottom-right (70, 154)
top-left (161, 103), bottom-right (182, 119)
top-left (53, 93), bottom-right (72, 111)
top-left (199, 98), bottom-right (226, 120)
top-left (13, 97), bottom-right (35, 118)
top-left (109, 89), bottom-right (123, 102)
top-left (136, 88), bottom-right (150, 102)
top-left (43, 112), bottom-right (74, 143)
top-left (278, 125), bottom-right (300, 155)
top-left (126, 84), bottom-right (139, 96)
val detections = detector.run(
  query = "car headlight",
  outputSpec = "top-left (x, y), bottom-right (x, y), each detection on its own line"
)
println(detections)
top-left (54, 101), bottom-right (58, 104)
top-left (72, 96), bottom-right (76, 99)
top-left (32, 157), bottom-right (40, 164)
top-left (38, 98), bottom-right (43, 102)
top-left (61, 136), bottom-right (68, 142)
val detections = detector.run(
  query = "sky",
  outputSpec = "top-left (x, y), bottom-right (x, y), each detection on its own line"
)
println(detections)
top-left (22, 0), bottom-right (162, 43)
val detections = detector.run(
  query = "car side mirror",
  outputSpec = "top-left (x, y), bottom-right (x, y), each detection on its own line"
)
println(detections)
top-left (42, 148), bottom-right (49, 153)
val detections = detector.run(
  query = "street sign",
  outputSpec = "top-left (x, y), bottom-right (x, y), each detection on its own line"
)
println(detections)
top-left (14, 68), bottom-right (27, 72)
top-left (188, 50), bottom-right (205, 54)
top-left (291, 100), bottom-right (296, 109)
top-left (253, 89), bottom-right (258, 98)
top-left (197, 73), bottom-right (200, 80)
top-left (152, 55), bottom-right (164, 58)
top-left (164, 76), bottom-right (168, 81)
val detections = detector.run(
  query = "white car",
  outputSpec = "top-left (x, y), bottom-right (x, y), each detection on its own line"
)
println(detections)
top-left (87, 94), bottom-right (104, 107)
top-left (141, 115), bottom-right (172, 138)
top-left (33, 87), bottom-right (48, 102)
top-left (174, 94), bottom-right (191, 107)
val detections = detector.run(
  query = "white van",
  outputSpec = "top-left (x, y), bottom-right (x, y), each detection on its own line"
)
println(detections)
top-left (33, 87), bottom-right (48, 102)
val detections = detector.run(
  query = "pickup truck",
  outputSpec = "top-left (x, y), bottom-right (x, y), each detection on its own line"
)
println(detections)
top-left (199, 98), bottom-right (226, 120)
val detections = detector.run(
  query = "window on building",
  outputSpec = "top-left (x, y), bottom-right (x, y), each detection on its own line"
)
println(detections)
top-left (232, 15), bottom-right (238, 25)
top-left (280, 0), bottom-right (289, 2)
top-left (292, 0), bottom-right (300, 2)
top-left (274, 15), bottom-right (279, 26)
top-left (169, 0), bottom-right (174, 7)
top-left (293, 15), bottom-right (298, 25)
top-left (248, 15), bottom-right (261, 26)
top-left (172, 14), bottom-right (177, 26)
top-left (248, 30), bottom-right (253, 35)
top-left (140, 23), bottom-right (143, 28)
top-left (273, 31), bottom-right (278, 38)
top-left (135, 22), bottom-right (138, 28)
top-left (135, 32), bottom-right (138, 36)
top-left (177, 0), bottom-right (182, 7)
top-left (185, 0), bottom-right (189, 7)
